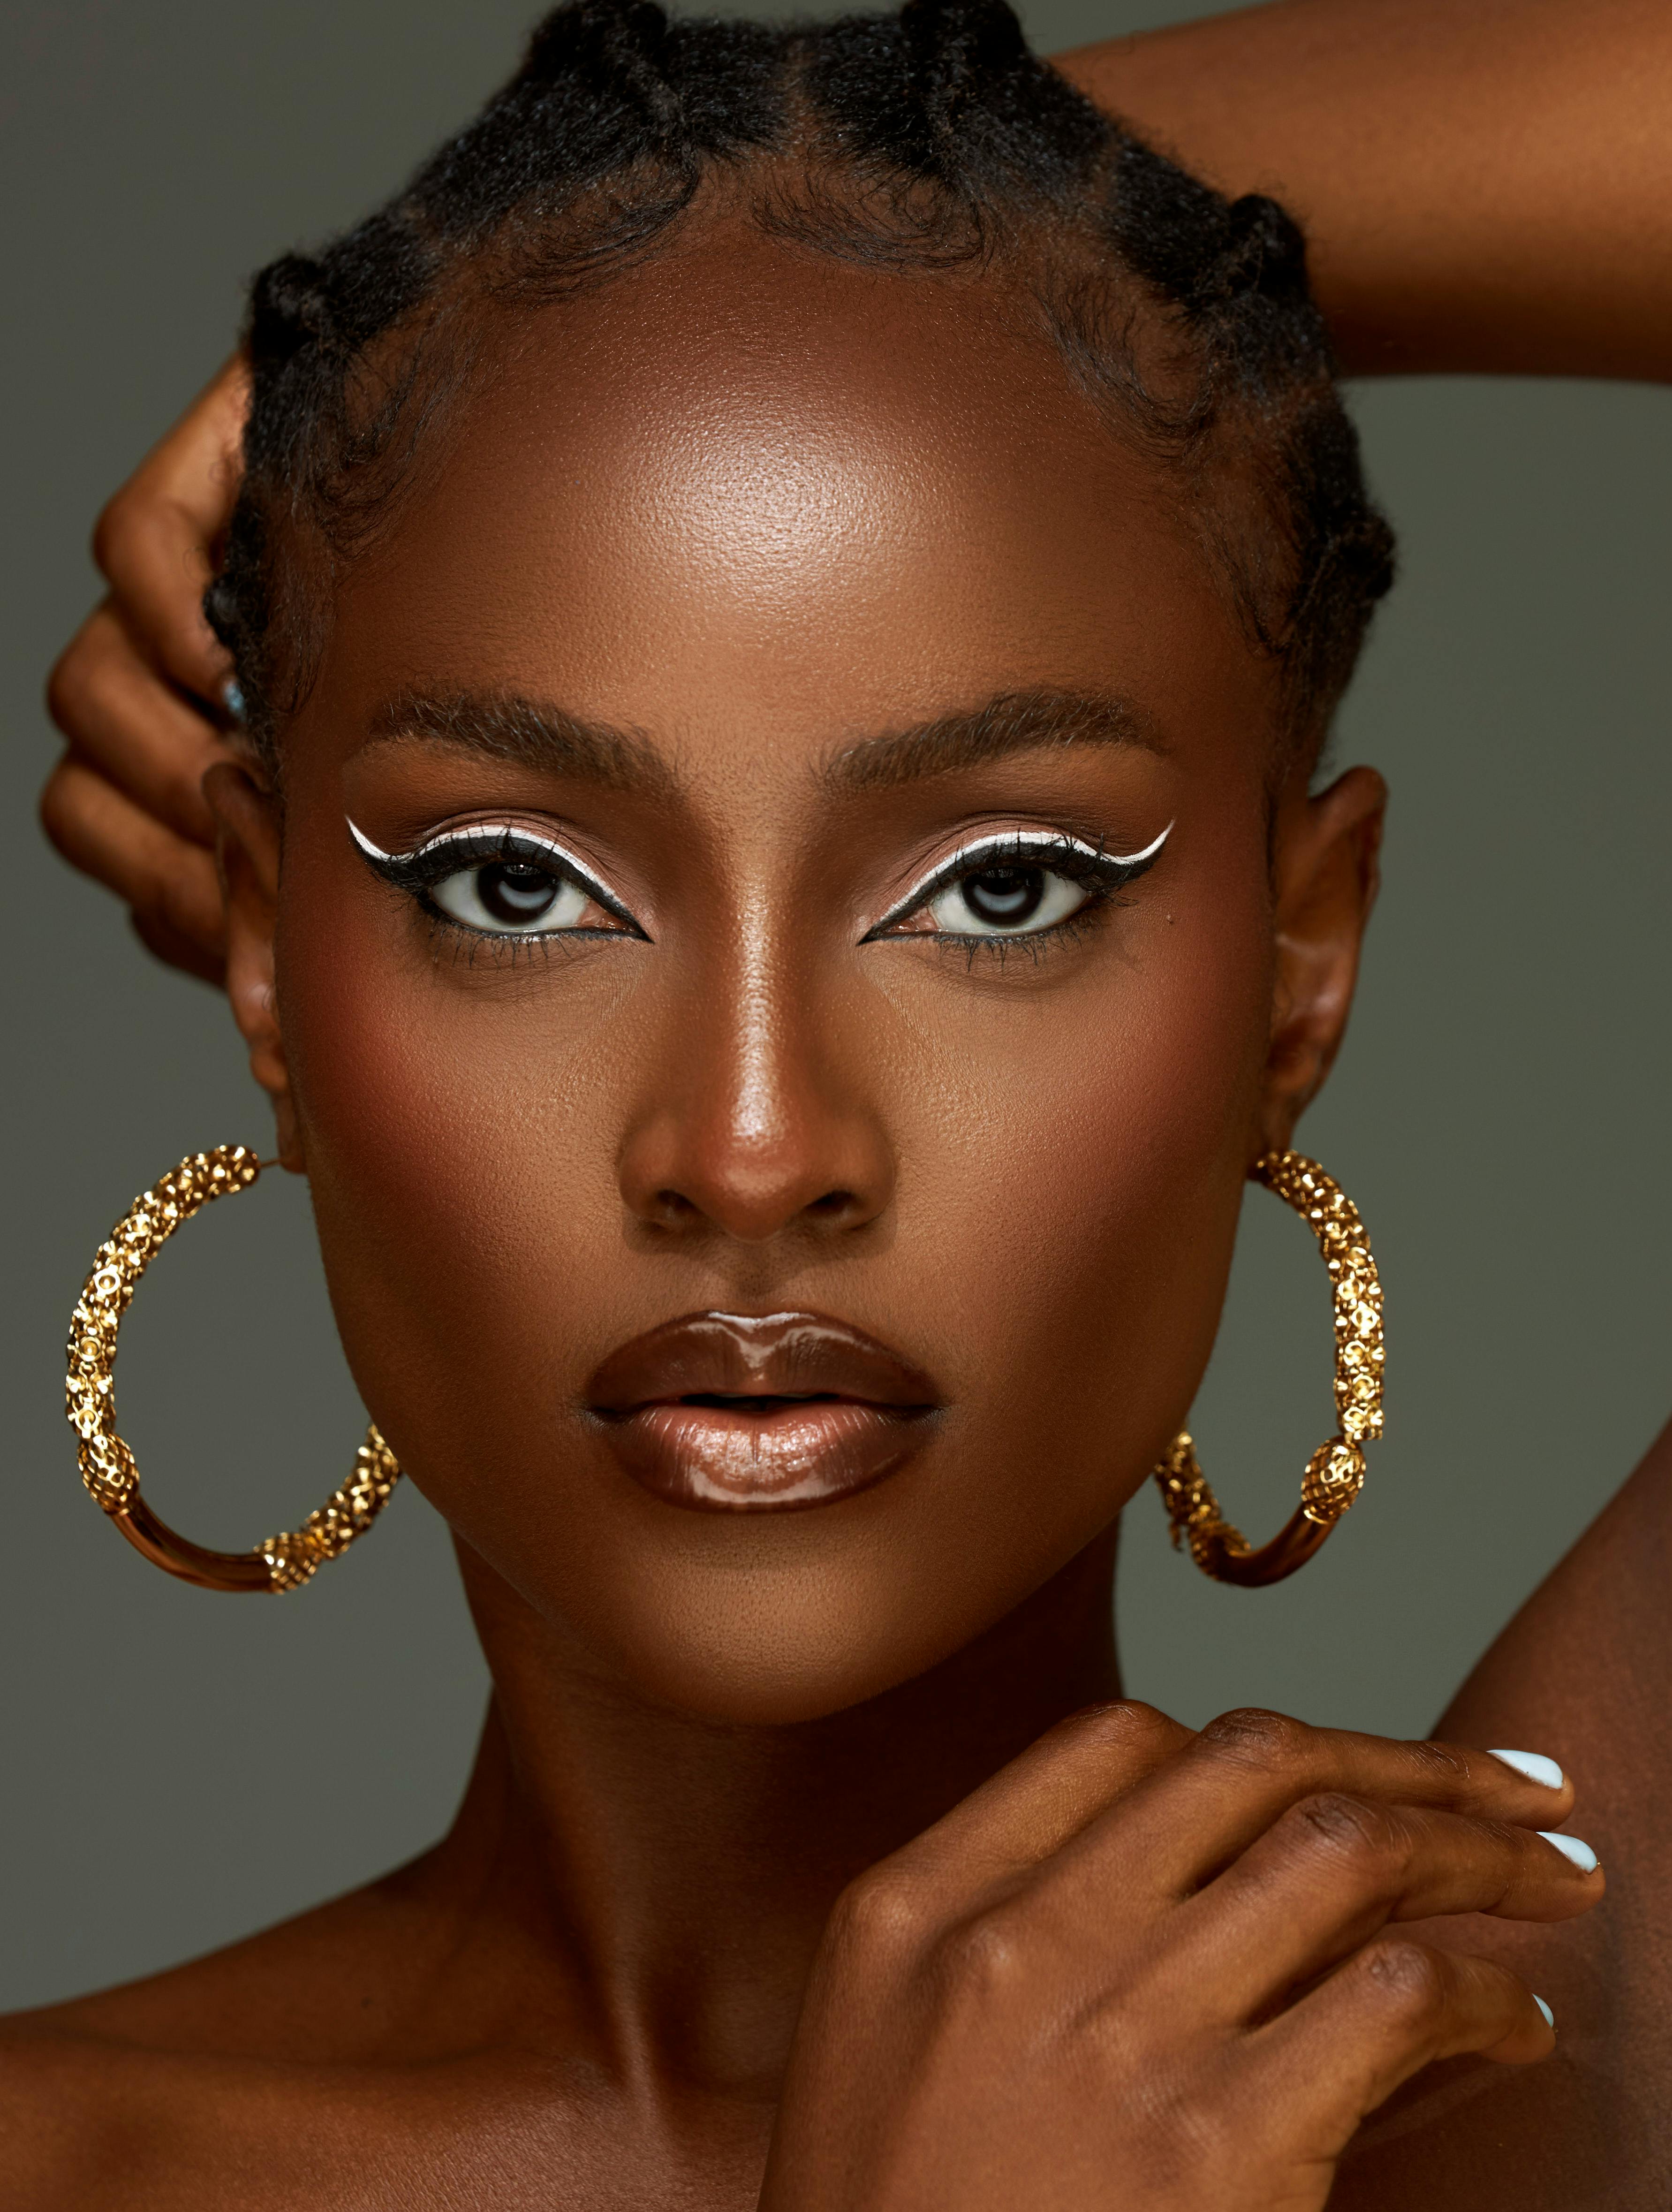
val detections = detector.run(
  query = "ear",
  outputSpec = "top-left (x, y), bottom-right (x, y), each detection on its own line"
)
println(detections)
top-left (203, 760), bottom-right (304, 1172)
top-left (1259, 763), bottom-right (1387, 1155)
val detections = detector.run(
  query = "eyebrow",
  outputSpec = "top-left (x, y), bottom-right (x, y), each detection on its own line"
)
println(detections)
top-left (360, 684), bottom-right (1159, 799)
top-left (364, 691), bottom-right (678, 798)
top-left (824, 688), bottom-right (1165, 793)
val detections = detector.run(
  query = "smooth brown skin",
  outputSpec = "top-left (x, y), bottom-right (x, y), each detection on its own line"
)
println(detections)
top-left (22, 2), bottom-right (1672, 2207)
top-left (1058, 0), bottom-right (1672, 379)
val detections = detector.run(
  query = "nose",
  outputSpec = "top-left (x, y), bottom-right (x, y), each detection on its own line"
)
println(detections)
top-left (617, 958), bottom-right (895, 1245)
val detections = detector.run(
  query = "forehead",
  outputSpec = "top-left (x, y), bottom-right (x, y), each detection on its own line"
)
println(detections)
top-left (303, 220), bottom-right (1273, 761)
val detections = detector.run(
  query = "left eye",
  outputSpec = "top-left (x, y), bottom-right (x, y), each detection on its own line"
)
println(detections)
top-left (429, 860), bottom-right (593, 934)
top-left (923, 862), bottom-right (1090, 936)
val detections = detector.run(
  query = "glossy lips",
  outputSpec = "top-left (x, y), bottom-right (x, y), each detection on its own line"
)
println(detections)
top-left (586, 1311), bottom-right (939, 1512)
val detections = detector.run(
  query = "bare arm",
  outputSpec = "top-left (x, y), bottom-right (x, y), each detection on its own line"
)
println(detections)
top-left (1314, 1417), bottom-right (1672, 2210)
top-left (45, 2), bottom-right (1671, 966)
top-left (1055, 0), bottom-right (1672, 378)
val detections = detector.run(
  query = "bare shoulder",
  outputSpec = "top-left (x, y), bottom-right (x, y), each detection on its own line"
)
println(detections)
top-left (2, 1843), bottom-right (444, 2056)
top-left (0, 2028), bottom-right (127, 2210)
top-left (0, 2016), bottom-right (410, 2212)
top-left (1336, 1414), bottom-right (1672, 2211)
top-left (0, 1851), bottom-right (452, 2210)
top-left (0, 2023), bottom-right (275, 2212)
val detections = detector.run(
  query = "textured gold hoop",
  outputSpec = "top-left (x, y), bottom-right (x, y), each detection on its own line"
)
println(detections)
top-left (1153, 1151), bottom-right (1383, 1588)
top-left (65, 1146), bottom-right (400, 1593)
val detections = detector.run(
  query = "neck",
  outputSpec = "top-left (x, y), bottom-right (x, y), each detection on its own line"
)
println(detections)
top-left (423, 1524), bottom-right (1121, 2097)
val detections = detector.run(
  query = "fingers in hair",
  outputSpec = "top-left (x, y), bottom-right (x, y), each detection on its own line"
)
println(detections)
top-left (91, 355), bottom-right (249, 705)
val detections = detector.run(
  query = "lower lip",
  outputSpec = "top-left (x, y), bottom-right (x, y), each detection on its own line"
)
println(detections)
top-left (599, 1399), bottom-right (932, 1512)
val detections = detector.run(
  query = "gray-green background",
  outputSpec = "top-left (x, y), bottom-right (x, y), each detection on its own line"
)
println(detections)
top-left (3, 0), bottom-right (1666, 2012)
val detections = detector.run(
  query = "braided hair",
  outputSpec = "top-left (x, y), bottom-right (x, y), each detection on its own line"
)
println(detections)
top-left (208, 0), bottom-right (1394, 764)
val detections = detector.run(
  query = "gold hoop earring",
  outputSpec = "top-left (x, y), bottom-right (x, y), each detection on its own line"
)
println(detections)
top-left (1154, 1150), bottom-right (1383, 1588)
top-left (65, 1147), bottom-right (400, 1594)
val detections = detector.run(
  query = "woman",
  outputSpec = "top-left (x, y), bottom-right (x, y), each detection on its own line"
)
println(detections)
top-left (23, 0), bottom-right (1671, 2204)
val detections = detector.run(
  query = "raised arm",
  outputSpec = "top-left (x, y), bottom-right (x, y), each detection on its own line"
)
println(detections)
top-left (41, 0), bottom-right (1672, 978)
top-left (1055, 0), bottom-right (1672, 378)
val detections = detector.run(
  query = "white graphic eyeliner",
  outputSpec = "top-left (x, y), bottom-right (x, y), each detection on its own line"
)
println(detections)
top-left (347, 816), bottom-right (597, 876)
top-left (347, 814), bottom-right (624, 899)
top-left (345, 814), bottom-right (1172, 942)
top-left (870, 820), bottom-right (1173, 936)
top-left (345, 817), bottom-right (396, 863)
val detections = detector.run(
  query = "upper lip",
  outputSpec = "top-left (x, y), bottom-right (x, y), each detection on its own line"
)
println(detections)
top-left (585, 1310), bottom-right (939, 1416)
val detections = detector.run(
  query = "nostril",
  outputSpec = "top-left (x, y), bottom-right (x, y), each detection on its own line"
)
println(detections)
top-left (805, 1189), bottom-right (856, 1221)
top-left (652, 1189), bottom-right (701, 1228)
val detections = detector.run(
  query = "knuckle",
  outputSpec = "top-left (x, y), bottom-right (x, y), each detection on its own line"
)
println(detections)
top-left (91, 488), bottom-right (139, 579)
top-left (829, 1864), bottom-right (937, 1963)
top-left (1198, 1707), bottom-right (1311, 1772)
top-left (44, 643), bottom-right (96, 738)
top-left (1358, 1938), bottom-right (1449, 2030)
top-left (37, 763), bottom-right (79, 853)
top-left (1404, 1737), bottom-right (1472, 1790)
top-left (1285, 1792), bottom-right (1406, 1878)
top-left (932, 1904), bottom-right (1031, 2003)
top-left (1048, 1698), bottom-right (1181, 1763)
top-left (47, 630), bottom-right (126, 741)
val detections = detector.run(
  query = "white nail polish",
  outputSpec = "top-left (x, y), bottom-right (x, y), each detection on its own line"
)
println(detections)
top-left (1489, 1748), bottom-right (1565, 1790)
top-left (1534, 1995), bottom-right (1554, 2030)
top-left (1538, 1831), bottom-right (1598, 1874)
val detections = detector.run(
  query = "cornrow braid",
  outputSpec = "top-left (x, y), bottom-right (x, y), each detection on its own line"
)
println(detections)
top-left (208, 0), bottom-right (1393, 762)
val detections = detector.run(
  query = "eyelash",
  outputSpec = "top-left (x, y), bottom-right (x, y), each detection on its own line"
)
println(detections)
top-left (356, 825), bottom-right (645, 948)
top-left (355, 822), bottom-right (1165, 966)
top-left (864, 832), bottom-right (1162, 959)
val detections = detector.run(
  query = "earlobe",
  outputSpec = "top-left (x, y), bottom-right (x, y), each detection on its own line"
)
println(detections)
top-left (1259, 764), bottom-right (1387, 1156)
top-left (203, 761), bottom-right (303, 1171)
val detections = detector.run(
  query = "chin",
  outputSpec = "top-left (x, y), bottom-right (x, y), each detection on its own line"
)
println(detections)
top-left (448, 1434), bottom-right (1128, 1729)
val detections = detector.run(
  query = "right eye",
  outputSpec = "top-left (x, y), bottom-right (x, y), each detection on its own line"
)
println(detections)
top-left (428, 859), bottom-right (596, 935)
top-left (348, 818), bottom-right (648, 941)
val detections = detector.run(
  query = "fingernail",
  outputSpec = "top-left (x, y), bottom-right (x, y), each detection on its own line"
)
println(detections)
top-left (1534, 1995), bottom-right (1554, 2030)
top-left (1489, 1748), bottom-right (1565, 1790)
top-left (1538, 1831), bottom-right (1598, 1874)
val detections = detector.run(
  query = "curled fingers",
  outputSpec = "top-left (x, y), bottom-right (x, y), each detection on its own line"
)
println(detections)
top-left (47, 601), bottom-right (234, 845)
top-left (1239, 1938), bottom-right (1556, 2162)
top-left (91, 354), bottom-right (248, 703)
top-left (41, 752), bottom-right (226, 968)
top-left (1059, 1707), bottom-right (1576, 1902)
top-left (1168, 1791), bottom-right (1601, 2027)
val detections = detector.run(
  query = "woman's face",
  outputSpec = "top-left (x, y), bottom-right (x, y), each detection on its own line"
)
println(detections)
top-left (224, 220), bottom-right (1383, 1723)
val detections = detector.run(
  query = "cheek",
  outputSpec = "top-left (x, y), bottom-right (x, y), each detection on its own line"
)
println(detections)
top-left (277, 917), bottom-right (685, 1662)
top-left (873, 867), bottom-right (1274, 1559)
top-left (276, 896), bottom-right (640, 1439)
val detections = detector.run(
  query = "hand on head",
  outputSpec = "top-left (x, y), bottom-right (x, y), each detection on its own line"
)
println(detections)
top-left (41, 356), bottom-right (249, 984)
